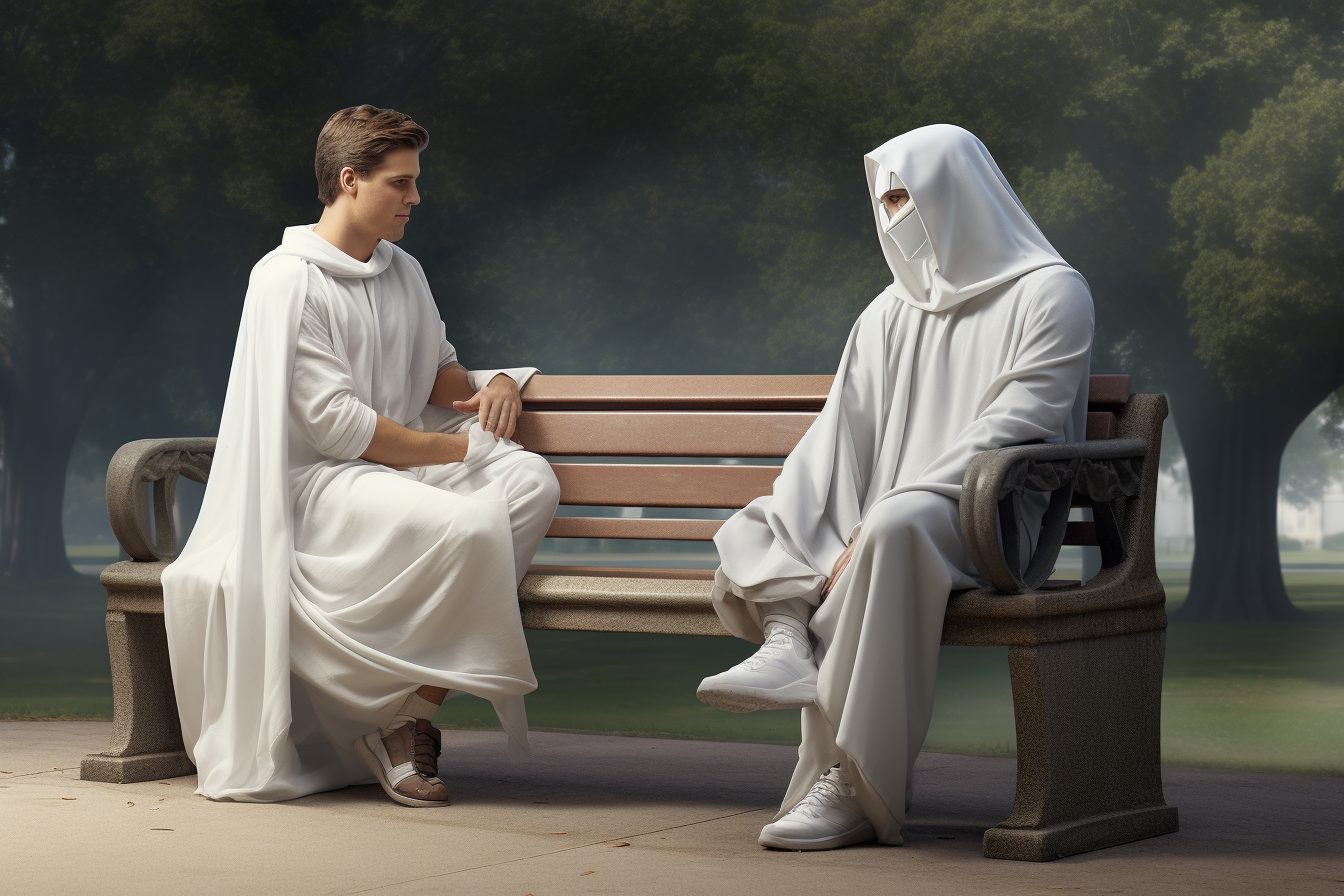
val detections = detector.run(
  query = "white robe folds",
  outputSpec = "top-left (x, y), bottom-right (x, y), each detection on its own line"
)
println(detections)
top-left (710, 125), bottom-right (1094, 842)
top-left (163, 225), bottom-right (558, 802)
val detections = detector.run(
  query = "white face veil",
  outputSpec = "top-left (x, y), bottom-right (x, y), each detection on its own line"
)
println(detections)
top-left (864, 124), bottom-right (1066, 312)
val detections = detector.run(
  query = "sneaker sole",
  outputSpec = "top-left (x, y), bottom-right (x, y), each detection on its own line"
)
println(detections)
top-left (354, 735), bottom-right (451, 808)
top-left (759, 820), bottom-right (877, 851)
top-left (696, 680), bottom-right (817, 713)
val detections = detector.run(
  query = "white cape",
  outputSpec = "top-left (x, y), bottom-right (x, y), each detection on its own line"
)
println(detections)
top-left (163, 228), bottom-right (538, 802)
top-left (711, 125), bottom-right (1094, 838)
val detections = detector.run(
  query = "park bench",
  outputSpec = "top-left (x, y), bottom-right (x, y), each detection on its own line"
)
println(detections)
top-left (81, 373), bottom-right (1176, 862)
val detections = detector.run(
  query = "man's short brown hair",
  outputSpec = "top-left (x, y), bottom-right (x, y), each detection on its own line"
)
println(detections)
top-left (315, 105), bottom-right (429, 206)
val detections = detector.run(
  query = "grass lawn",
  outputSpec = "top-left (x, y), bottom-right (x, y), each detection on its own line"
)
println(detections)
top-left (3, 567), bottom-right (1341, 777)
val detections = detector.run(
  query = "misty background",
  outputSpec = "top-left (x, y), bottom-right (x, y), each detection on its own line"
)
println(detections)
top-left (3, 0), bottom-right (1344, 626)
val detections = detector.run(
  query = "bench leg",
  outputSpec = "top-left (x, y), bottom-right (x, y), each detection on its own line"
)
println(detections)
top-left (80, 610), bottom-right (195, 784)
top-left (984, 629), bottom-right (1178, 861)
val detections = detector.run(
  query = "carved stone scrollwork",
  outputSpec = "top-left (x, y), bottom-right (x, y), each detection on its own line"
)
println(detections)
top-left (995, 456), bottom-right (1143, 505)
top-left (105, 438), bottom-right (218, 563)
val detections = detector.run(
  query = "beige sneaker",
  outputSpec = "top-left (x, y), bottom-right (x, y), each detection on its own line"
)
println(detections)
top-left (354, 719), bottom-right (450, 807)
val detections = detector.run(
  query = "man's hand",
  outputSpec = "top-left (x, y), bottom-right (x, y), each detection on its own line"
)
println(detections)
top-left (361, 418), bottom-right (469, 469)
top-left (452, 373), bottom-right (521, 441)
top-left (821, 539), bottom-right (857, 599)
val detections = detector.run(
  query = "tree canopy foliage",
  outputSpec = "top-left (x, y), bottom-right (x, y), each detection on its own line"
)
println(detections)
top-left (1, 0), bottom-right (1341, 618)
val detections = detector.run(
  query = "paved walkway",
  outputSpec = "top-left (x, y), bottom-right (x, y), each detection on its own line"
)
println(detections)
top-left (2, 720), bottom-right (1341, 895)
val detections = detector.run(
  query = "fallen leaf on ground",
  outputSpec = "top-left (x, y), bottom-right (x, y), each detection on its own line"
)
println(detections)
top-left (126, 802), bottom-right (135, 807)
top-left (150, 828), bottom-right (173, 832)
top-left (580, 871), bottom-right (595, 876)
top-left (609, 842), bottom-right (630, 848)
top-left (0, 770), bottom-right (11, 774)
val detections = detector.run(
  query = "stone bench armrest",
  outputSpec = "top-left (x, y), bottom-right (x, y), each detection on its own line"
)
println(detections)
top-left (107, 438), bottom-right (217, 562)
top-left (959, 439), bottom-right (1147, 595)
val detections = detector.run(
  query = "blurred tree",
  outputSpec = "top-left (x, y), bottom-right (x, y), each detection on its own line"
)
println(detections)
top-left (1279, 412), bottom-right (1341, 510)
top-left (1169, 69), bottom-right (1344, 617)
top-left (0, 0), bottom-right (165, 575)
top-left (0, 0), bottom-right (337, 575)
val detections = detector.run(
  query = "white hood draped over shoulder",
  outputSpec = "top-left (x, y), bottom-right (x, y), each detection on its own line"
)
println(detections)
top-left (709, 125), bottom-right (1094, 841)
top-left (163, 226), bottom-right (543, 802)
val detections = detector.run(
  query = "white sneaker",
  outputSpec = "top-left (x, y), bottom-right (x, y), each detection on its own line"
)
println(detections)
top-left (759, 766), bottom-right (877, 851)
top-left (696, 621), bottom-right (817, 712)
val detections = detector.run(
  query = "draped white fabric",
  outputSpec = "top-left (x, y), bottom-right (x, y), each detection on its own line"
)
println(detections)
top-left (709, 125), bottom-right (1094, 841)
top-left (163, 226), bottom-right (553, 802)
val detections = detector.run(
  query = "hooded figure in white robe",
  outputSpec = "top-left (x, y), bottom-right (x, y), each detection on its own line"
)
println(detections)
top-left (703, 124), bottom-right (1094, 846)
top-left (162, 225), bottom-right (559, 803)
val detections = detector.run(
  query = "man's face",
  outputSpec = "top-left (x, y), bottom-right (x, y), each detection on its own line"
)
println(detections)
top-left (346, 146), bottom-right (421, 242)
top-left (880, 189), bottom-right (910, 216)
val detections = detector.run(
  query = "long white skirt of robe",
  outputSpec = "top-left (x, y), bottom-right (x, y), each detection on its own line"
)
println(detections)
top-left (790, 491), bottom-right (980, 844)
top-left (711, 268), bottom-right (1092, 843)
top-left (283, 425), bottom-right (560, 798)
top-left (179, 424), bottom-right (558, 802)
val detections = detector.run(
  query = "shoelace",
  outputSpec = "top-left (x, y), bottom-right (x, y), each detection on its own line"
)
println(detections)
top-left (738, 627), bottom-right (797, 671)
top-left (789, 770), bottom-right (852, 820)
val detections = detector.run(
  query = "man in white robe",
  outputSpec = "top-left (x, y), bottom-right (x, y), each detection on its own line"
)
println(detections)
top-left (162, 105), bottom-right (560, 806)
top-left (696, 125), bottom-right (1094, 849)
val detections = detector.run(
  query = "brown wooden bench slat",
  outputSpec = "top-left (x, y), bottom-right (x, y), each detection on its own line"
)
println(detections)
top-left (1086, 411), bottom-right (1117, 440)
top-left (516, 411), bottom-right (813, 456)
top-left (521, 374), bottom-right (833, 409)
top-left (528, 564), bottom-right (716, 581)
top-left (553, 463), bottom-right (780, 508)
top-left (1087, 374), bottom-right (1131, 405)
top-left (546, 517), bottom-right (724, 540)
top-left (521, 373), bottom-right (1131, 409)
top-left (1063, 521), bottom-right (1099, 546)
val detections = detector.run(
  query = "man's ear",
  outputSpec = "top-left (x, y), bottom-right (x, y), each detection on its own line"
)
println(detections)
top-left (340, 166), bottom-right (359, 198)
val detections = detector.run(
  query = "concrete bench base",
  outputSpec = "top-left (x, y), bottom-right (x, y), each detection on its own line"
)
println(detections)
top-left (985, 804), bottom-right (1180, 861)
top-left (80, 749), bottom-right (195, 784)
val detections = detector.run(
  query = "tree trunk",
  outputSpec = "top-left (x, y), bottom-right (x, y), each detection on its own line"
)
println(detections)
top-left (0, 389), bottom-right (82, 577)
top-left (0, 267), bottom-right (158, 579)
top-left (1169, 372), bottom-right (1329, 621)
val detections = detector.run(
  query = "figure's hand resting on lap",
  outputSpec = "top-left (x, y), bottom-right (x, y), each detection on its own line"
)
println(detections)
top-left (822, 540), bottom-right (856, 599)
top-left (452, 374), bottom-right (521, 441)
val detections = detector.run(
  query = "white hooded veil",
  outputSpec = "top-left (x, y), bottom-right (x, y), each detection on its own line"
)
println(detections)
top-left (865, 124), bottom-right (1066, 313)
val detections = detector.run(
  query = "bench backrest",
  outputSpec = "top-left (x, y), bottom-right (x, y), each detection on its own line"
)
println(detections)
top-left (518, 373), bottom-right (1133, 578)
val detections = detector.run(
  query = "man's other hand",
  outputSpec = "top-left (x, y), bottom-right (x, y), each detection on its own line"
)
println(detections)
top-left (822, 540), bottom-right (857, 599)
top-left (452, 374), bottom-right (521, 441)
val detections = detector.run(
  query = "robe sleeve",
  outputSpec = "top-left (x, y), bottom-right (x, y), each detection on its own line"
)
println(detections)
top-left (434, 322), bottom-right (538, 391)
top-left (913, 268), bottom-right (1094, 489)
top-left (290, 295), bottom-right (379, 460)
top-left (466, 366), bottom-right (539, 391)
top-left (437, 325), bottom-right (458, 370)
